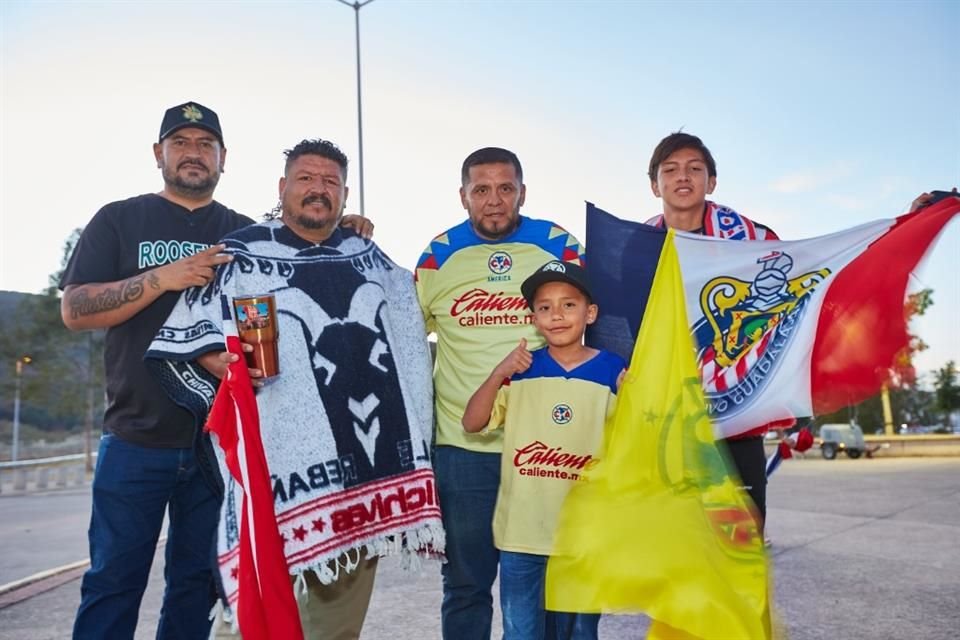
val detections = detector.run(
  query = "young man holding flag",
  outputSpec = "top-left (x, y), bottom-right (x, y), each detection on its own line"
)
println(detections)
top-left (546, 135), bottom-right (958, 639)
top-left (645, 131), bottom-right (786, 529)
top-left (643, 132), bottom-right (954, 529)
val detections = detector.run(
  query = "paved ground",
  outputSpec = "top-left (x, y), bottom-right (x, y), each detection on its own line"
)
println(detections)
top-left (0, 487), bottom-right (93, 584)
top-left (1, 457), bottom-right (958, 639)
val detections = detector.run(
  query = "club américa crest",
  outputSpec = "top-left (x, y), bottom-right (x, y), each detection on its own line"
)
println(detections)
top-left (692, 251), bottom-right (831, 421)
top-left (488, 251), bottom-right (513, 275)
top-left (552, 403), bottom-right (573, 425)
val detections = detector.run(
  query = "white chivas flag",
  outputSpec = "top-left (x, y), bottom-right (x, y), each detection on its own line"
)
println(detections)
top-left (585, 197), bottom-right (960, 438)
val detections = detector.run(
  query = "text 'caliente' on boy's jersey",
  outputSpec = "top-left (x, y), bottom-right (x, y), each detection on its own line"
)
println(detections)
top-left (488, 347), bottom-right (625, 554)
top-left (415, 216), bottom-right (585, 453)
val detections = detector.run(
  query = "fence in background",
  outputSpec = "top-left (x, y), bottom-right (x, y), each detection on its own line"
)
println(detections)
top-left (0, 453), bottom-right (95, 493)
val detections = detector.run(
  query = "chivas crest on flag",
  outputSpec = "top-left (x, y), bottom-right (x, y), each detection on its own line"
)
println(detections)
top-left (694, 251), bottom-right (831, 420)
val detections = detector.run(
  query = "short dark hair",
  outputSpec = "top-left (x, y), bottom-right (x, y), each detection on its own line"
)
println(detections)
top-left (284, 139), bottom-right (349, 179)
top-left (647, 132), bottom-right (717, 181)
top-left (461, 147), bottom-right (523, 185)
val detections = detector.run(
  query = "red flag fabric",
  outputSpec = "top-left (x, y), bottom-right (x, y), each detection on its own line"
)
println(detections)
top-left (811, 197), bottom-right (960, 413)
top-left (206, 334), bottom-right (303, 640)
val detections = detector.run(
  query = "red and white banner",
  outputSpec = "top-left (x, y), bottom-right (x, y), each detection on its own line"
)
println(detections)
top-left (674, 198), bottom-right (959, 436)
top-left (206, 326), bottom-right (303, 640)
top-left (584, 197), bottom-right (960, 439)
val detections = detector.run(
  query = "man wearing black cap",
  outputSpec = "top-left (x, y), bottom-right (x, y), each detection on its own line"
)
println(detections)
top-left (60, 101), bottom-right (253, 639)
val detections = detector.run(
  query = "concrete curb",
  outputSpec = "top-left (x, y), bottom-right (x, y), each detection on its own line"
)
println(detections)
top-left (0, 536), bottom-right (167, 609)
top-left (0, 559), bottom-right (90, 598)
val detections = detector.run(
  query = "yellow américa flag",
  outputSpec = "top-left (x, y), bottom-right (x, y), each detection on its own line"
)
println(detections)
top-left (544, 229), bottom-right (771, 639)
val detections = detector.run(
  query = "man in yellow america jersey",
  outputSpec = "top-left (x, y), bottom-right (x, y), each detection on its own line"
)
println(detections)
top-left (415, 147), bottom-right (584, 640)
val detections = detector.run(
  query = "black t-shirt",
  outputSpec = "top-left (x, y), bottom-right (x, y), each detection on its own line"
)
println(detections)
top-left (59, 194), bottom-right (254, 448)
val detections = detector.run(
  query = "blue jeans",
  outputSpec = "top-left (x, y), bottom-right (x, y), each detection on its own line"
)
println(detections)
top-left (500, 551), bottom-right (600, 640)
top-left (73, 433), bottom-right (220, 639)
top-left (435, 445), bottom-right (501, 640)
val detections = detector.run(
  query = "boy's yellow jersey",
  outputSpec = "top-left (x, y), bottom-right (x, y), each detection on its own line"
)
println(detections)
top-left (487, 347), bottom-right (625, 553)
top-left (415, 216), bottom-right (584, 453)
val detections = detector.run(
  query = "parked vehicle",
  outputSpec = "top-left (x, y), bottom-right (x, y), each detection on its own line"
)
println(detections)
top-left (818, 423), bottom-right (866, 459)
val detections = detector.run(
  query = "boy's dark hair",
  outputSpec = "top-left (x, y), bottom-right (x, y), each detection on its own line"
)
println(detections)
top-left (461, 147), bottom-right (523, 185)
top-left (647, 132), bottom-right (717, 181)
top-left (284, 139), bottom-right (349, 179)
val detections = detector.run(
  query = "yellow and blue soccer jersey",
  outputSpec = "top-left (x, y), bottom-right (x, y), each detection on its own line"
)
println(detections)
top-left (486, 347), bottom-right (625, 554)
top-left (415, 216), bottom-right (585, 453)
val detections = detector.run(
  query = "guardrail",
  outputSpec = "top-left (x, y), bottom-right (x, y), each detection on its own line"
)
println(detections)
top-left (765, 434), bottom-right (960, 458)
top-left (0, 453), bottom-right (95, 470)
top-left (863, 434), bottom-right (960, 457)
top-left (0, 453), bottom-right (96, 494)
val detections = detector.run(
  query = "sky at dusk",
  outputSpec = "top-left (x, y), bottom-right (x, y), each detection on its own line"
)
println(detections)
top-left (1, 0), bottom-right (957, 379)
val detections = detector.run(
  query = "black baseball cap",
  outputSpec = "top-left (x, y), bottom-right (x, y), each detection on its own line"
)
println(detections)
top-left (158, 101), bottom-right (224, 146)
top-left (521, 260), bottom-right (593, 309)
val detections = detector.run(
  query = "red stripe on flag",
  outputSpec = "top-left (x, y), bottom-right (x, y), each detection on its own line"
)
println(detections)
top-left (735, 352), bottom-right (749, 381)
top-left (207, 335), bottom-right (304, 640)
top-left (811, 198), bottom-right (960, 414)
top-left (755, 329), bottom-right (772, 358)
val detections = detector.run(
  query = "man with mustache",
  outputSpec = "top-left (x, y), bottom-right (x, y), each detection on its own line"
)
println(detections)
top-left (415, 147), bottom-right (585, 639)
top-left (146, 138), bottom-right (439, 639)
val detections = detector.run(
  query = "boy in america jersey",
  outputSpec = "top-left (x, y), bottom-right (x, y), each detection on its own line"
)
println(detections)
top-left (415, 148), bottom-right (584, 639)
top-left (463, 261), bottom-right (625, 640)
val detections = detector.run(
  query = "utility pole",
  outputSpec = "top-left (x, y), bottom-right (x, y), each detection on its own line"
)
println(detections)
top-left (336, 0), bottom-right (376, 216)
top-left (881, 384), bottom-right (895, 435)
top-left (11, 356), bottom-right (32, 461)
top-left (84, 332), bottom-right (96, 472)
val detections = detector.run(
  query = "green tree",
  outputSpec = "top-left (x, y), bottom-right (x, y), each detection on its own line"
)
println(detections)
top-left (817, 385), bottom-right (935, 433)
top-left (0, 229), bottom-right (105, 463)
top-left (889, 288), bottom-right (933, 387)
top-left (933, 361), bottom-right (960, 422)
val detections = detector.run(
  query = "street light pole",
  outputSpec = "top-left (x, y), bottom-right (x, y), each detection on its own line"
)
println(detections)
top-left (336, 0), bottom-right (376, 217)
top-left (84, 333), bottom-right (96, 472)
top-left (11, 356), bottom-right (31, 462)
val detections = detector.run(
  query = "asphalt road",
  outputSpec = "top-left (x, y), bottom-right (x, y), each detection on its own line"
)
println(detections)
top-left (0, 487), bottom-right (93, 584)
top-left (1, 457), bottom-right (958, 639)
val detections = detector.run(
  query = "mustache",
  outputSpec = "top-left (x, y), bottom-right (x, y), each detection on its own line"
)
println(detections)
top-left (177, 160), bottom-right (209, 171)
top-left (302, 194), bottom-right (332, 210)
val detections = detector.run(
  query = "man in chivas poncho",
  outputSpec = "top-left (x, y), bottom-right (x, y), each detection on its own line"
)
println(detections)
top-left (147, 139), bottom-right (443, 639)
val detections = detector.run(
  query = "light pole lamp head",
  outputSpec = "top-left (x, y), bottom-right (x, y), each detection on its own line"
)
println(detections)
top-left (16, 355), bottom-right (32, 375)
